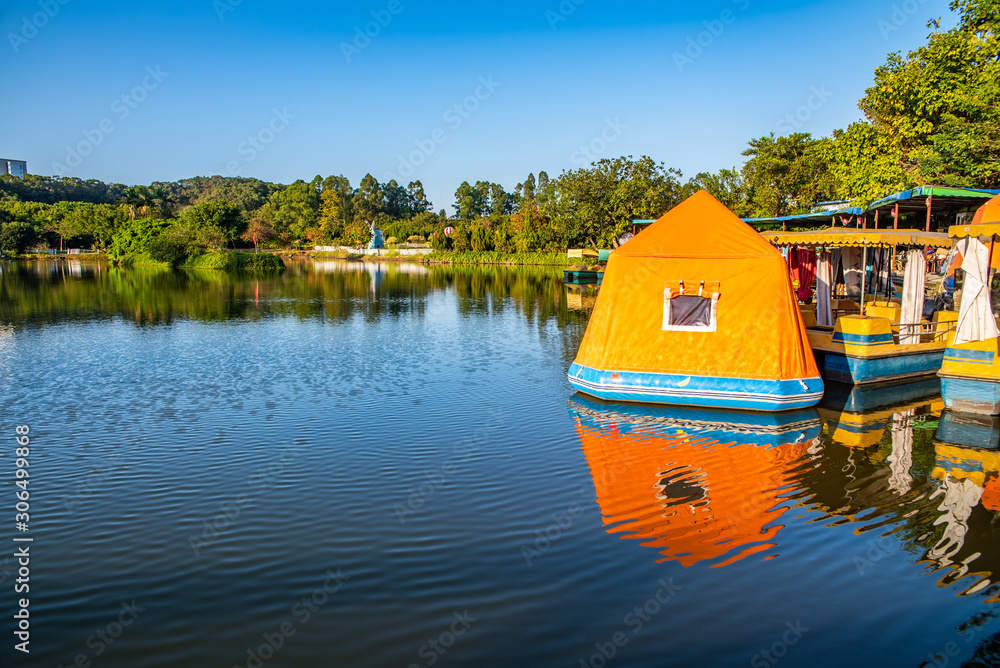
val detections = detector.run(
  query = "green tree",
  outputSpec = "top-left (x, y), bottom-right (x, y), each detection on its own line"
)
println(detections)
top-left (741, 133), bottom-right (836, 218)
top-left (686, 169), bottom-right (750, 217)
top-left (453, 181), bottom-right (490, 221)
top-left (181, 201), bottom-right (246, 248)
top-left (544, 156), bottom-right (684, 247)
top-left (241, 217), bottom-right (276, 252)
top-left (0, 221), bottom-right (37, 255)
top-left (353, 174), bottom-right (383, 224)
top-left (832, 0), bottom-right (1000, 200)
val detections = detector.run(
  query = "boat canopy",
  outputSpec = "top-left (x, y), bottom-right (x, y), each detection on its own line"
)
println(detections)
top-left (950, 223), bottom-right (1000, 242)
top-left (949, 194), bottom-right (1000, 240)
top-left (868, 186), bottom-right (1000, 212)
top-left (762, 227), bottom-right (954, 249)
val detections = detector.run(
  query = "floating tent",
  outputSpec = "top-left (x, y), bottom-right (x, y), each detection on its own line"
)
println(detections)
top-left (568, 190), bottom-right (823, 411)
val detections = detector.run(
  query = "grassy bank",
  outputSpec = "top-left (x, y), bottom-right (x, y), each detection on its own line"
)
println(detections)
top-left (183, 251), bottom-right (285, 271)
top-left (423, 251), bottom-right (569, 266)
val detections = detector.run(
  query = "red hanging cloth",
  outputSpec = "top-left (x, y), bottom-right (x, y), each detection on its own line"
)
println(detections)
top-left (788, 248), bottom-right (816, 301)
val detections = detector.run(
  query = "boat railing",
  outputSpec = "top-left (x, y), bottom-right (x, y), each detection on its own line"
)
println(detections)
top-left (896, 319), bottom-right (957, 344)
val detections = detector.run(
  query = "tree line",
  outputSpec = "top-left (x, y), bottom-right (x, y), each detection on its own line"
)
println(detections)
top-left (0, 0), bottom-right (995, 257)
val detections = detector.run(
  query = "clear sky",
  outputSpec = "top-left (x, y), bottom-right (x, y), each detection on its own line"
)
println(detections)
top-left (1, 0), bottom-right (955, 211)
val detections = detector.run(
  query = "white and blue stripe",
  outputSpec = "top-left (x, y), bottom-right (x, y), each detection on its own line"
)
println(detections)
top-left (568, 363), bottom-right (824, 412)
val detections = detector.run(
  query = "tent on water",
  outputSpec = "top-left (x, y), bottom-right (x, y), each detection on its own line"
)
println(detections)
top-left (568, 190), bottom-right (823, 411)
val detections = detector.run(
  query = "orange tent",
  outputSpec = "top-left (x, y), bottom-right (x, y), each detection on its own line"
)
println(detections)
top-left (568, 190), bottom-right (822, 411)
top-left (572, 398), bottom-right (820, 568)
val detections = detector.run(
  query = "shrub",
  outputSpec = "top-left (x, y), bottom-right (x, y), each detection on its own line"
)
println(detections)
top-left (0, 221), bottom-right (38, 255)
top-left (183, 251), bottom-right (285, 271)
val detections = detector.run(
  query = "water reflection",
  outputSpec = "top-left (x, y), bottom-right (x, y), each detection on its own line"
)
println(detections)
top-left (807, 393), bottom-right (1000, 601)
top-left (570, 396), bottom-right (822, 568)
top-left (572, 387), bottom-right (1000, 602)
top-left (0, 259), bottom-right (579, 331)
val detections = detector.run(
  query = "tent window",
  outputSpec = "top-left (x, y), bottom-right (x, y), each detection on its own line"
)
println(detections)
top-left (662, 281), bottom-right (720, 332)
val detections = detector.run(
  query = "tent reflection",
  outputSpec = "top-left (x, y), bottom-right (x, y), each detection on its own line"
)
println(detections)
top-left (570, 396), bottom-right (821, 568)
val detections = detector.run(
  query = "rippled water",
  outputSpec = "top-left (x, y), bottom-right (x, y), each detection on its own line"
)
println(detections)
top-left (2, 259), bottom-right (1000, 668)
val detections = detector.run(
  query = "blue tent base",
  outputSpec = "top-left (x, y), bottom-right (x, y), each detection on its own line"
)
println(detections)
top-left (568, 363), bottom-right (823, 412)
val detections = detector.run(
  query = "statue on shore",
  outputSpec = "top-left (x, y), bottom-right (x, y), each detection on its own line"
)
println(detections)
top-left (367, 221), bottom-right (385, 250)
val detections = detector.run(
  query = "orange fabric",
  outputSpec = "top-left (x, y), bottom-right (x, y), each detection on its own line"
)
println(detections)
top-left (575, 190), bottom-right (818, 380)
top-left (982, 474), bottom-right (1000, 512)
top-left (576, 416), bottom-right (811, 568)
top-left (950, 194), bottom-right (1000, 273)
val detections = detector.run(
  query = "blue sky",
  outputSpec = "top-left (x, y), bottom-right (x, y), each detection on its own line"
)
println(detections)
top-left (1, 0), bottom-right (954, 211)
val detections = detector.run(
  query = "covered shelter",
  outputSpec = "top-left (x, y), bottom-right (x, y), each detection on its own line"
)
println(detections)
top-left (569, 190), bottom-right (822, 411)
top-left (866, 186), bottom-right (1000, 232)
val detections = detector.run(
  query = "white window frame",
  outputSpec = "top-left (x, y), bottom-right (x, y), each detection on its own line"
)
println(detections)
top-left (662, 281), bottom-right (720, 333)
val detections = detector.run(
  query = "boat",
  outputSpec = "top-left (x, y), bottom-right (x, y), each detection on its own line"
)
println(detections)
top-left (762, 228), bottom-right (956, 385)
top-left (568, 190), bottom-right (823, 411)
top-left (939, 195), bottom-right (1000, 414)
top-left (562, 268), bottom-right (599, 285)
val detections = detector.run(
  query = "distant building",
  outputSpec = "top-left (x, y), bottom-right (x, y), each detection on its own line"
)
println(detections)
top-left (1, 159), bottom-right (27, 178)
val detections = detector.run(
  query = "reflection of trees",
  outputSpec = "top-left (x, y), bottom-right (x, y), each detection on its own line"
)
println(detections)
top-left (0, 261), bottom-right (592, 343)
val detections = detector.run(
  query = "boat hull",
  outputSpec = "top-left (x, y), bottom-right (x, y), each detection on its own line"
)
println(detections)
top-left (823, 350), bottom-right (944, 385)
top-left (563, 270), bottom-right (599, 284)
top-left (567, 363), bottom-right (823, 412)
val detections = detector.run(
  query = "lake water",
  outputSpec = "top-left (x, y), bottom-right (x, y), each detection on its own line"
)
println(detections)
top-left (2, 259), bottom-right (1000, 668)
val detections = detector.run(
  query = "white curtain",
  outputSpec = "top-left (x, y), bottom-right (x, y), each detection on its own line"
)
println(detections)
top-left (841, 248), bottom-right (863, 296)
top-left (816, 251), bottom-right (834, 326)
top-left (954, 237), bottom-right (1000, 345)
top-left (899, 249), bottom-right (926, 345)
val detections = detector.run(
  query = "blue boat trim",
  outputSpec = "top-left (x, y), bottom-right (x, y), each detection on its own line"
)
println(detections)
top-left (567, 363), bottom-right (823, 411)
top-left (944, 348), bottom-right (996, 365)
top-left (831, 331), bottom-right (895, 346)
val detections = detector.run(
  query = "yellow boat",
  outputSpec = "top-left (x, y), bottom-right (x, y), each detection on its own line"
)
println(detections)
top-left (939, 196), bottom-right (1000, 413)
top-left (763, 228), bottom-right (956, 385)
